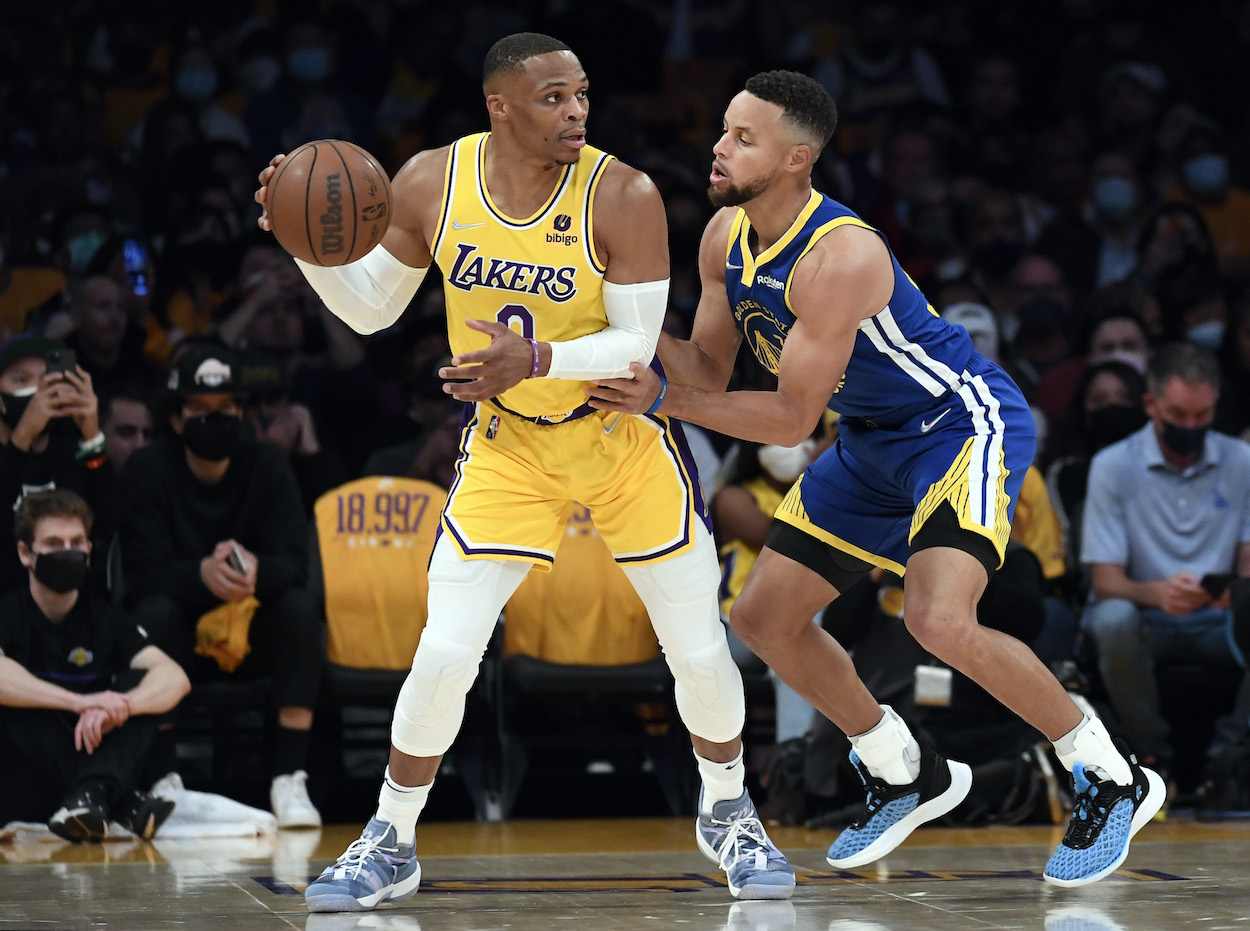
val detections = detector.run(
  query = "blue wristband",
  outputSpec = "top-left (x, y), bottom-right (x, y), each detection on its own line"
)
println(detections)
top-left (644, 373), bottom-right (668, 415)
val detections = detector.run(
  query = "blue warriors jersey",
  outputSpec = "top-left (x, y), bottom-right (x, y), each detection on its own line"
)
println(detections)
top-left (725, 191), bottom-right (976, 426)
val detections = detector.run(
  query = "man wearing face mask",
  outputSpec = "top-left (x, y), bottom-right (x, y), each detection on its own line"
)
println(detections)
top-left (0, 490), bottom-right (189, 841)
top-left (0, 335), bottom-right (113, 595)
top-left (1081, 342), bottom-right (1250, 799)
top-left (116, 343), bottom-right (324, 829)
top-left (1170, 116), bottom-right (1250, 283)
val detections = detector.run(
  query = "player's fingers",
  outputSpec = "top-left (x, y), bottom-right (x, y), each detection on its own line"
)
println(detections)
top-left (463, 318), bottom-right (504, 335)
top-left (439, 362), bottom-right (485, 380)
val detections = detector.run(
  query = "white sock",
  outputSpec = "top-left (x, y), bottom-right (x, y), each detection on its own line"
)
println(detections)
top-left (696, 746), bottom-right (746, 813)
top-left (850, 704), bottom-right (921, 786)
top-left (374, 767), bottom-right (431, 845)
top-left (1052, 715), bottom-right (1133, 786)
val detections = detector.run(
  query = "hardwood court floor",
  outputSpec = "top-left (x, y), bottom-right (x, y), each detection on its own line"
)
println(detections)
top-left (2, 817), bottom-right (1248, 930)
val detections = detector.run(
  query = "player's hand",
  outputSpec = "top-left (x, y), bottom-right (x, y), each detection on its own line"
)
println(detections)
top-left (75, 706), bottom-right (118, 754)
top-left (585, 362), bottom-right (662, 415)
top-left (79, 689), bottom-right (132, 728)
top-left (201, 542), bottom-right (255, 602)
top-left (440, 319), bottom-right (536, 402)
top-left (255, 153), bottom-right (287, 231)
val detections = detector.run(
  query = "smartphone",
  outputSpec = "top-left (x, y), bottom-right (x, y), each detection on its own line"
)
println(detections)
top-left (45, 346), bottom-right (77, 379)
top-left (227, 543), bottom-right (249, 575)
top-left (1201, 573), bottom-right (1233, 599)
top-left (123, 238), bottom-right (148, 297)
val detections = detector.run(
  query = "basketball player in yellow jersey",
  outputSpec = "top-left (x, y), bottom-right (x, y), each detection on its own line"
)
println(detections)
top-left (256, 33), bottom-right (793, 911)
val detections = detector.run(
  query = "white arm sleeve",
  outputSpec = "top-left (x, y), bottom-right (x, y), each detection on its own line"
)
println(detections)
top-left (294, 244), bottom-right (428, 335)
top-left (544, 279), bottom-right (669, 381)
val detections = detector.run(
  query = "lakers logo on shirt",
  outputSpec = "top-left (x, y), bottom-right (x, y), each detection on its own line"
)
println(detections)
top-left (445, 243), bottom-right (578, 302)
top-left (734, 299), bottom-right (788, 374)
top-left (67, 646), bottom-right (93, 667)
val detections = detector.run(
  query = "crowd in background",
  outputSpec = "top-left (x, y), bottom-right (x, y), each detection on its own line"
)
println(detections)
top-left (2, 0), bottom-right (1250, 826)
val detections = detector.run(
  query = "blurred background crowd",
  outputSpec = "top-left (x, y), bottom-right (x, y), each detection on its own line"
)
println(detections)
top-left (2, 0), bottom-right (1249, 829)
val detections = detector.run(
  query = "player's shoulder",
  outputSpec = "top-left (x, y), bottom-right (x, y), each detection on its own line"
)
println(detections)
top-left (392, 144), bottom-right (455, 195)
top-left (593, 156), bottom-right (661, 208)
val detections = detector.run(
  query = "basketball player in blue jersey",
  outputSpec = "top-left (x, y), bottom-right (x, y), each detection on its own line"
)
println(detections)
top-left (255, 35), bottom-right (794, 911)
top-left (589, 71), bottom-right (1164, 887)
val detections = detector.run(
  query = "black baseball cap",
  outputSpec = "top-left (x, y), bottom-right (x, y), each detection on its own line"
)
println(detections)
top-left (166, 343), bottom-right (244, 398)
top-left (0, 334), bottom-right (63, 377)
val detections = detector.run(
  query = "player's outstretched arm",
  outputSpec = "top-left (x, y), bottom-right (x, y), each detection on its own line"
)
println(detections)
top-left (255, 149), bottom-right (445, 335)
top-left (590, 225), bottom-right (891, 446)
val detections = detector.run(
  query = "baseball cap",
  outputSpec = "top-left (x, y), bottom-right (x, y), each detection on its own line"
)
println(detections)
top-left (942, 302), bottom-right (999, 359)
top-left (166, 343), bottom-right (243, 398)
top-left (0, 334), bottom-right (63, 378)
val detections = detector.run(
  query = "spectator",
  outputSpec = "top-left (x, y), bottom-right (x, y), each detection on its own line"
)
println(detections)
top-left (99, 389), bottom-right (154, 475)
top-left (62, 274), bottom-right (164, 401)
top-left (0, 489), bottom-right (189, 841)
top-left (959, 189), bottom-right (1029, 332)
top-left (117, 344), bottom-right (323, 828)
top-left (1133, 202), bottom-right (1217, 295)
top-left (85, 235), bottom-right (176, 368)
top-left (1155, 259), bottom-right (1229, 350)
top-left (1167, 114), bottom-right (1250, 282)
top-left (1080, 342), bottom-right (1250, 791)
top-left (0, 334), bottom-right (111, 594)
top-left (0, 220), bottom-right (66, 340)
top-left (1035, 149), bottom-right (1152, 307)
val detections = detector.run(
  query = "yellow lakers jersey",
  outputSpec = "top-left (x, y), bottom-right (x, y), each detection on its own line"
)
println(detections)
top-left (432, 132), bottom-right (614, 421)
top-left (504, 505), bottom-right (658, 665)
top-left (314, 476), bottom-right (447, 670)
top-left (718, 476), bottom-right (784, 616)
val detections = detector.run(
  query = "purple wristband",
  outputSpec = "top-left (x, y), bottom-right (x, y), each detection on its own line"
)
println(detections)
top-left (527, 338), bottom-right (541, 378)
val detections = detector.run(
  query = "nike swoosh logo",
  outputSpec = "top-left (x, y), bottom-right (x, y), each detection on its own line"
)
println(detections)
top-left (920, 408), bottom-right (952, 433)
top-left (452, 219), bottom-right (485, 230)
top-left (726, 263), bottom-right (743, 270)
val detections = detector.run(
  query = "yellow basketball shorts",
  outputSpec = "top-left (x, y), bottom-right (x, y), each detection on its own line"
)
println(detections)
top-left (441, 400), bottom-right (710, 569)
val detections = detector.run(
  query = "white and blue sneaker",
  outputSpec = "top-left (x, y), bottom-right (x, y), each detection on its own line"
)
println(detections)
top-left (826, 746), bottom-right (972, 869)
top-left (305, 818), bottom-right (422, 912)
top-left (696, 788), bottom-right (796, 900)
top-left (1043, 751), bottom-right (1164, 887)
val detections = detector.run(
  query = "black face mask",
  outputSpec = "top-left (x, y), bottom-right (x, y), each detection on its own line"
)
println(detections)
top-left (182, 411), bottom-right (244, 462)
top-left (973, 237), bottom-right (1025, 276)
top-left (1087, 404), bottom-right (1146, 449)
top-left (33, 549), bottom-right (89, 594)
top-left (1159, 420), bottom-right (1208, 458)
top-left (0, 389), bottom-right (34, 429)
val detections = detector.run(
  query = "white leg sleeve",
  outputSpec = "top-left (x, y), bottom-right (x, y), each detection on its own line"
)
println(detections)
top-left (621, 522), bottom-right (745, 743)
top-left (391, 536), bottom-right (530, 757)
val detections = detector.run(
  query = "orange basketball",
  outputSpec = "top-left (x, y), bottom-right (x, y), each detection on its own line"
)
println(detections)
top-left (267, 139), bottom-right (392, 266)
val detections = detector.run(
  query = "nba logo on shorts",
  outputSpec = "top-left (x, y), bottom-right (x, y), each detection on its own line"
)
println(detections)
top-left (486, 415), bottom-right (500, 440)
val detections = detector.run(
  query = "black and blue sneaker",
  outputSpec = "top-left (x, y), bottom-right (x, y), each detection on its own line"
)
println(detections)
top-left (1043, 751), bottom-right (1164, 887)
top-left (826, 745), bottom-right (972, 869)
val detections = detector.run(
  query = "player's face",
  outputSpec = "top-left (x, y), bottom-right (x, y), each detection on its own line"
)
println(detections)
top-left (501, 51), bottom-right (589, 165)
top-left (709, 92), bottom-right (792, 208)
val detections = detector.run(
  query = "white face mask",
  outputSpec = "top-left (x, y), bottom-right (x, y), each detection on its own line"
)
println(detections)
top-left (758, 439), bottom-right (816, 483)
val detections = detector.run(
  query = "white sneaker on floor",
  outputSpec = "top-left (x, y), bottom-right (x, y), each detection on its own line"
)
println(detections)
top-left (271, 771), bottom-right (321, 829)
top-left (150, 772), bottom-right (184, 799)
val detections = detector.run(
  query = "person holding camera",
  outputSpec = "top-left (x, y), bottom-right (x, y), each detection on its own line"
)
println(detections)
top-left (1081, 341), bottom-right (1250, 797)
top-left (0, 334), bottom-right (112, 594)
top-left (116, 343), bottom-right (324, 828)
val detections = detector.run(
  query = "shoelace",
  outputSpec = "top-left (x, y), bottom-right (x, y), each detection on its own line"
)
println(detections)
top-left (716, 815), bottom-right (772, 871)
top-left (336, 833), bottom-right (396, 880)
top-left (1066, 777), bottom-right (1111, 845)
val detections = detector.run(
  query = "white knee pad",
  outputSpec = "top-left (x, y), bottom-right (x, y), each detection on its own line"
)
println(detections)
top-left (623, 524), bottom-right (745, 743)
top-left (392, 537), bottom-right (531, 757)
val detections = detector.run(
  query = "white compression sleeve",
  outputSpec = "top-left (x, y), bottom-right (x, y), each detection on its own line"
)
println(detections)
top-left (294, 244), bottom-right (428, 335)
top-left (544, 278), bottom-right (669, 381)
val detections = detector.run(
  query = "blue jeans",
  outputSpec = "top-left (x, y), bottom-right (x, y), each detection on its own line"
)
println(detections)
top-left (1082, 599), bottom-right (1250, 761)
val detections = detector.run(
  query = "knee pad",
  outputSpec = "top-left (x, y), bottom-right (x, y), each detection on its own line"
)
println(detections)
top-left (668, 637), bottom-right (746, 744)
top-left (391, 633), bottom-right (481, 758)
top-left (622, 523), bottom-right (721, 611)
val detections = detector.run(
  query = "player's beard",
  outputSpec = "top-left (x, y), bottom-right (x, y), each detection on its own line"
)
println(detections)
top-left (707, 172), bottom-right (773, 208)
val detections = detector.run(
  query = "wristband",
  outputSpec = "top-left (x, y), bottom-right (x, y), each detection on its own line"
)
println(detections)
top-left (644, 373), bottom-right (668, 415)
top-left (526, 338), bottom-right (541, 378)
top-left (75, 431), bottom-right (105, 460)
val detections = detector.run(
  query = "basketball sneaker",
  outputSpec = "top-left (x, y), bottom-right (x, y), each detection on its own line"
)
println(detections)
top-left (115, 789), bottom-right (176, 841)
top-left (272, 770), bottom-right (322, 829)
top-left (826, 746), bottom-right (972, 868)
top-left (305, 818), bottom-right (422, 912)
top-left (695, 788), bottom-right (796, 900)
top-left (1042, 750), bottom-right (1164, 887)
top-left (48, 785), bottom-right (111, 843)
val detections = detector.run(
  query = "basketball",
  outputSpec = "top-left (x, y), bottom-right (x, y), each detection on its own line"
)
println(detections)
top-left (267, 139), bottom-right (392, 266)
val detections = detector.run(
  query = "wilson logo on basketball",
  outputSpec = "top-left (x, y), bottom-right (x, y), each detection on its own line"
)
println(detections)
top-left (547, 213), bottom-right (577, 245)
top-left (321, 172), bottom-right (345, 256)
